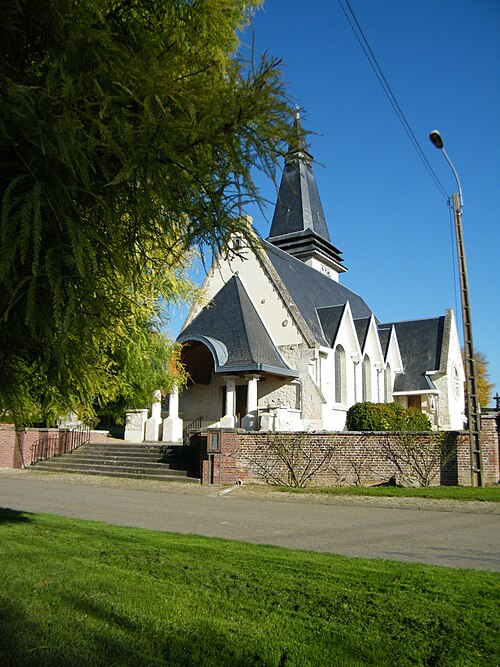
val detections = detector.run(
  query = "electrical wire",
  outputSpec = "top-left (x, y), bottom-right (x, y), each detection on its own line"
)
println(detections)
top-left (338, 0), bottom-right (449, 201)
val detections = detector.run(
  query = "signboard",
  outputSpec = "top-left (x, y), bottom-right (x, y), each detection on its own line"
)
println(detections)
top-left (208, 431), bottom-right (221, 453)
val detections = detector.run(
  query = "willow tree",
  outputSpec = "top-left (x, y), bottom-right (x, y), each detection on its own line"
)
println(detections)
top-left (0, 0), bottom-right (294, 425)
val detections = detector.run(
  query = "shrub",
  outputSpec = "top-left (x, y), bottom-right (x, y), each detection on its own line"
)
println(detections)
top-left (250, 432), bottom-right (338, 488)
top-left (346, 402), bottom-right (431, 432)
top-left (404, 408), bottom-right (432, 431)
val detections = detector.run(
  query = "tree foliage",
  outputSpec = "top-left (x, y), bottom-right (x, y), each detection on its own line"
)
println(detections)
top-left (0, 0), bottom-right (294, 425)
top-left (472, 351), bottom-right (494, 408)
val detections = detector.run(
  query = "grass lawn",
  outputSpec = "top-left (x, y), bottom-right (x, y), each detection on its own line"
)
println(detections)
top-left (0, 510), bottom-right (498, 666)
top-left (273, 485), bottom-right (500, 502)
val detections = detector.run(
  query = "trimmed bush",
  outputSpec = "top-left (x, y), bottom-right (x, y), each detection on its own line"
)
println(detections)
top-left (404, 407), bottom-right (433, 431)
top-left (346, 402), bottom-right (431, 432)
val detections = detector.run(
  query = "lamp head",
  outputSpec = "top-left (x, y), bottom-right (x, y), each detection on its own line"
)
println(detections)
top-left (429, 130), bottom-right (444, 150)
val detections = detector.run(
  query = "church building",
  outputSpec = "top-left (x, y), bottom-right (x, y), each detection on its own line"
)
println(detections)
top-left (174, 116), bottom-right (465, 435)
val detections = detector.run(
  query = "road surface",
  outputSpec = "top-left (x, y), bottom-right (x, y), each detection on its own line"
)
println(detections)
top-left (1, 470), bottom-right (498, 571)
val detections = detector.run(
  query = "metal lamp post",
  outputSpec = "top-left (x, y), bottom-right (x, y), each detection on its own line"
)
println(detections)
top-left (429, 130), bottom-right (484, 486)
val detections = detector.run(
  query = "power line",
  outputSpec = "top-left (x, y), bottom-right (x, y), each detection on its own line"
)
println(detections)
top-left (338, 0), bottom-right (449, 201)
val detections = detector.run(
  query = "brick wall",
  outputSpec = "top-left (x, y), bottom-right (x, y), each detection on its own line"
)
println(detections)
top-left (0, 427), bottom-right (16, 468)
top-left (0, 428), bottom-right (59, 469)
top-left (199, 418), bottom-right (499, 487)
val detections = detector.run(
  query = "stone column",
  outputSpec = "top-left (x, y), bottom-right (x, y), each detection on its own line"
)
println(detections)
top-left (145, 390), bottom-right (162, 441)
top-left (220, 376), bottom-right (237, 428)
top-left (162, 386), bottom-right (183, 443)
top-left (241, 375), bottom-right (260, 431)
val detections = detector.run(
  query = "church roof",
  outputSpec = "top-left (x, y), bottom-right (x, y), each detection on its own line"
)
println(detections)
top-left (354, 317), bottom-right (371, 349)
top-left (380, 316), bottom-right (445, 392)
top-left (267, 114), bottom-right (345, 273)
top-left (178, 275), bottom-right (297, 377)
top-left (262, 239), bottom-right (374, 347)
top-left (316, 305), bottom-right (346, 347)
top-left (377, 326), bottom-right (392, 359)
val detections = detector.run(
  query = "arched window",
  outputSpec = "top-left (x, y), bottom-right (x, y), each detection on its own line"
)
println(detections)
top-left (362, 355), bottom-right (371, 402)
top-left (334, 345), bottom-right (346, 404)
top-left (385, 363), bottom-right (392, 402)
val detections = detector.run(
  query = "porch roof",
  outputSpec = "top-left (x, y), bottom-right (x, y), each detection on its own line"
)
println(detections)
top-left (177, 275), bottom-right (297, 378)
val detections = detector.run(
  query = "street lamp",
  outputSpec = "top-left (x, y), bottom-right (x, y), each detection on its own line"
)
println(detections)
top-left (429, 129), bottom-right (484, 486)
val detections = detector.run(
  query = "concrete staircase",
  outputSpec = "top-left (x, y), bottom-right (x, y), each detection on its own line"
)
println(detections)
top-left (30, 441), bottom-right (200, 483)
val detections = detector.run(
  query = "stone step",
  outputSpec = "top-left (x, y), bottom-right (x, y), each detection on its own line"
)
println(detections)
top-left (76, 449), bottom-right (185, 461)
top-left (33, 458), bottom-right (190, 475)
top-left (31, 464), bottom-right (199, 483)
top-left (85, 443), bottom-right (171, 452)
top-left (31, 440), bottom-right (199, 483)
top-left (83, 447), bottom-right (185, 457)
top-left (38, 456), bottom-right (186, 471)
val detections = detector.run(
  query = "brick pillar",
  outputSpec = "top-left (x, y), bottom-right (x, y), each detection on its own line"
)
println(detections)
top-left (480, 414), bottom-right (500, 484)
top-left (200, 429), bottom-right (239, 485)
top-left (0, 427), bottom-right (17, 468)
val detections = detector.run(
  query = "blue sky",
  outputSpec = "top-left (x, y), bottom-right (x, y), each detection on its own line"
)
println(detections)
top-left (169, 0), bottom-right (500, 404)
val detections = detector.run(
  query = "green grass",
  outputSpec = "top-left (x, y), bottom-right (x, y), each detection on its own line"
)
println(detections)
top-left (273, 485), bottom-right (500, 502)
top-left (0, 510), bottom-right (498, 666)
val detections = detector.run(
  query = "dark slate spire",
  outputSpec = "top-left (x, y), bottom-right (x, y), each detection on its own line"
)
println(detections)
top-left (267, 112), bottom-right (346, 279)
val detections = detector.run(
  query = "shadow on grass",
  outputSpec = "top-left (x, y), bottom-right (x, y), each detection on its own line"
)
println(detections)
top-left (0, 508), bottom-right (33, 524)
top-left (0, 590), bottom-right (286, 667)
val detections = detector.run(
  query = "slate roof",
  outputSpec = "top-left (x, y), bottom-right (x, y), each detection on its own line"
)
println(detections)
top-left (377, 326), bottom-right (392, 360)
top-left (316, 305), bottom-right (346, 347)
top-left (262, 239), bottom-right (375, 347)
top-left (268, 158), bottom-right (331, 241)
top-left (178, 275), bottom-right (297, 377)
top-left (267, 114), bottom-right (345, 272)
top-left (380, 317), bottom-right (445, 392)
top-left (354, 317), bottom-right (371, 349)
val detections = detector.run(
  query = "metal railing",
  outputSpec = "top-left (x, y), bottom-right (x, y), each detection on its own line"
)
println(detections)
top-left (30, 424), bottom-right (91, 465)
top-left (183, 416), bottom-right (203, 446)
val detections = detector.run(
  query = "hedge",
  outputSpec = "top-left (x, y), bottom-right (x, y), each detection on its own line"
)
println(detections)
top-left (346, 402), bottom-right (431, 432)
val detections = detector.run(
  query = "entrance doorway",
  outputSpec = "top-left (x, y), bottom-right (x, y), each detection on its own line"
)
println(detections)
top-left (221, 384), bottom-right (248, 425)
top-left (408, 395), bottom-right (422, 411)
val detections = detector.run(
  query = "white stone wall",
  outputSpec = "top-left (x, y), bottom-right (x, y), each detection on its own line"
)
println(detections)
top-left (361, 318), bottom-right (384, 402)
top-left (305, 256), bottom-right (340, 282)
top-left (322, 405), bottom-right (348, 431)
top-left (430, 310), bottom-right (465, 431)
top-left (257, 378), bottom-right (301, 411)
top-left (280, 344), bottom-right (325, 420)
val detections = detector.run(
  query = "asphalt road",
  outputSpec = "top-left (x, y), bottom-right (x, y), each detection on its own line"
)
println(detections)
top-left (1, 471), bottom-right (499, 572)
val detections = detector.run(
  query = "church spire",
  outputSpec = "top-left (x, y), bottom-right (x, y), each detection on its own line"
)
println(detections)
top-left (286, 109), bottom-right (312, 165)
top-left (267, 112), bottom-right (347, 281)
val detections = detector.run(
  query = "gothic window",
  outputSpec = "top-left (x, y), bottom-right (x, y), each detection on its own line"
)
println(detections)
top-left (451, 363), bottom-right (460, 399)
top-left (334, 345), bottom-right (346, 404)
top-left (385, 363), bottom-right (392, 402)
top-left (362, 355), bottom-right (371, 402)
